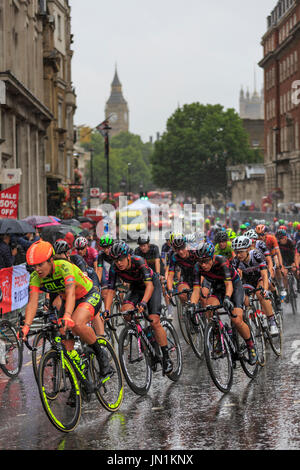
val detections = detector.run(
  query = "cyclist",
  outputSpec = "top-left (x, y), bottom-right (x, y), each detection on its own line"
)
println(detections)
top-left (74, 236), bottom-right (98, 271)
top-left (53, 239), bottom-right (103, 336)
top-left (104, 241), bottom-right (173, 374)
top-left (166, 233), bottom-right (198, 303)
top-left (21, 240), bottom-right (113, 378)
top-left (214, 230), bottom-right (235, 263)
top-left (96, 234), bottom-right (115, 301)
top-left (191, 241), bottom-right (257, 365)
top-left (255, 224), bottom-right (285, 292)
top-left (134, 235), bottom-right (162, 275)
top-left (275, 229), bottom-right (297, 301)
top-left (232, 236), bottom-right (278, 336)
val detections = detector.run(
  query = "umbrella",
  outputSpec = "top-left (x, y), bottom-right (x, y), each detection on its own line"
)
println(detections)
top-left (40, 224), bottom-right (85, 244)
top-left (61, 219), bottom-right (81, 226)
top-left (0, 219), bottom-right (35, 234)
top-left (22, 215), bottom-right (61, 228)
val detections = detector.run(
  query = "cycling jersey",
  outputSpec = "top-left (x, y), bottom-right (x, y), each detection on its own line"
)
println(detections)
top-left (97, 249), bottom-right (114, 268)
top-left (161, 242), bottom-right (172, 262)
top-left (108, 255), bottom-right (153, 291)
top-left (232, 249), bottom-right (267, 287)
top-left (265, 234), bottom-right (279, 257)
top-left (278, 238), bottom-right (295, 266)
top-left (29, 259), bottom-right (93, 299)
top-left (134, 244), bottom-right (165, 275)
top-left (193, 255), bottom-right (239, 289)
top-left (214, 241), bottom-right (234, 261)
top-left (79, 246), bottom-right (98, 267)
top-left (169, 249), bottom-right (198, 286)
top-left (255, 240), bottom-right (270, 258)
top-left (296, 240), bottom-right (300, 254)
top-left (70, 254), bottom-right (100, 290)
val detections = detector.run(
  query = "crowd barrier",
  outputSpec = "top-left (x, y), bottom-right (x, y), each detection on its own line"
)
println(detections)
top-left (0, 264), bottom-right (30, 315)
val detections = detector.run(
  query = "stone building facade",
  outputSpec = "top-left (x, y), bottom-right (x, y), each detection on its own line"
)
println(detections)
top-left (0, 0), bottom-right (76, 217)
top-left (105, 67), bottom-right (129, 137)
top-left (259, 0), bottom-right (300, 204)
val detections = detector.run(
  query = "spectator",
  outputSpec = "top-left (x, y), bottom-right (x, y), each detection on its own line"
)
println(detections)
top-left (15, 232), bottom-right (40, 252)
top-left (0, 234), bottom-right (17, 269)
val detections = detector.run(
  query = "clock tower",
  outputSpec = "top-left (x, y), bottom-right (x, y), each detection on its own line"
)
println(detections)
top-left (105, 67), bottom-right (129, 136)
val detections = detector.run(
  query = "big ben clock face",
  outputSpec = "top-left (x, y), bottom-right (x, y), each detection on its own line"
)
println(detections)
top-left (109, 113), bottom-right (118, 123)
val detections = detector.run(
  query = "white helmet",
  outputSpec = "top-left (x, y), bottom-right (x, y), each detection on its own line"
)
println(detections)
top-left (232, 236), bottom-right (252, 251)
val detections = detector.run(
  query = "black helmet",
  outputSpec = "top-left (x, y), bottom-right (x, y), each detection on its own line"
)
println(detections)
top-left (110, 241), bottom-right (130, 259)
top-left (171, 233), bottom-right (186, 249)
top-left (53, 239), bottom-right (70, 254)
top-left (195, 242), bottom-right (215, 259)
top-left (214, 230), bottom-right (229, 244)
top-left (138, 235), bottom-right (150, 245)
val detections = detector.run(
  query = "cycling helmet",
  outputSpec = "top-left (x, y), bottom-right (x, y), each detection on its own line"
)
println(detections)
top-left (53, 239), bottom-right (70, 254)
top-left (232, 236), bottom-right (252, 251)
top-left (214, 231), bottom-right (229, 244)
top-left (226, 229), bottom-right (236, 240)
top-left (276, 229), bottom-right (287, 239)
top-left (171, 233), bottom-right (186, 249)
top-left (164, 231), bottom-right (172, 240)
top-left (297, 224), bottom-right (300, 231)
top-left (74, 236), bottom-right (88, 250)
top-left (110, 241), bottom-right (130, 259)
top-left (99, 234), bottom-right (114, 247)
top-left (279, 225), bottom-right (287, 231)
top-left (26, 240), bottom-right (54, 266)
top-left (195, 241), bottom-right (215, 259)
top-left (185, 233), bottom-right (197, 244)
top-left (138, 235), bottom-right (150, 245)
top-left (255, 224), bottom-right (267, 235)
top-left (244, 229), bottom-right (258, 240)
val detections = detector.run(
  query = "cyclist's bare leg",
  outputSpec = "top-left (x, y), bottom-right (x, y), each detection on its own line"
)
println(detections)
top-left (71, 305), bottom-right (97, 345)
top-left (92, 313), bottom-right (104, 336)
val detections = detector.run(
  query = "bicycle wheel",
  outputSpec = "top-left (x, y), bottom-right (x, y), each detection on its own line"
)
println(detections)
top-left (161, 319), bottom-right (183, 381)
top-left (176, 300), bottom-right (190, 345)
top-left (246, 308), bottom-right (266, 367)
top-left (267, 306), bottom-right (283, 357)
top-left (204, 322), bottom-right (233, 393)
top-left (32, 330), bottom-right (52, 382)
top-left (288, 275), bottom-right (298, 315)
top-left (90, 336), bottom-right (124, 412)
top-left (185, 310), bottom-right (204, 360)
top-left (0, 320), bottom-right (23, 378)
top-left (38, 349), bottom-right (81, 432)
top-left (237, 316), bottom-right (260, 379)
top-left (118, 326), bottom-right (152, 396)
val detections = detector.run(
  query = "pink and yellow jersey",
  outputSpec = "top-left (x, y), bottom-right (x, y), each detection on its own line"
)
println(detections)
top-left (29, 259), bottom-right (93, 300)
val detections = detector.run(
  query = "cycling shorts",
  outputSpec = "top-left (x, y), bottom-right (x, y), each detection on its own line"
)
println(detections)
top-left (208, 279), bottom-right (245, 310)
top-left (123, 274), bottom-right (162, 316)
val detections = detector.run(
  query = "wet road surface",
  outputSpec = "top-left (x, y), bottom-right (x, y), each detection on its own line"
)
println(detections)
top-left (0, 299), bottom-right (300, 451)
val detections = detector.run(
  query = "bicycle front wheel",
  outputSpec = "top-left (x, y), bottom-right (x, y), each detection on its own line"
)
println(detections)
top-left (38, 349), bottom-right (82, 433)
top-left (185, 311), bottom-right (204, 360)
top-left (91, 336), bottom-right (124, 412)
top-left (32, 330), bottom-right (52, 382)
top-left (161, 319), bottom-right (183, 381)
top-left (204, 323), bottom-right (233, 393)
top-left (288, 275), bottom-right (298, 315)
top-left (0, 320), bottom-right (23, 378)
top-left (118, 326), bottom-right (152, 396)
top-left (176, 300), bottom-right (190, 345)
top-left (246, 308), bottom-right (266, 367)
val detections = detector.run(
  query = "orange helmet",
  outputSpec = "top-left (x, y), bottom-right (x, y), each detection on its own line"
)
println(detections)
top-left (26, 240), bottom-right (54, 266)
top-left (255, 224), bottom-right (266, 235)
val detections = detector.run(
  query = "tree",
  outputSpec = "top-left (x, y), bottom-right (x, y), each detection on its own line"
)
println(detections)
top-left (82, 131), bottom-right (153, 194)
top-left (151, 103), bottom-right (263, 200)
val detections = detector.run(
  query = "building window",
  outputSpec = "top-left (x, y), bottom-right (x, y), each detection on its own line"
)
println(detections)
top-left (58, 101), bottom-right (63, 128)
top-left (57, 14), bottom-right (62, 41)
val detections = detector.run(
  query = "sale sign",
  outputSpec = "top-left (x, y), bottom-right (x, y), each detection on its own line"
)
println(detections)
top-left (0, 184), bottom-right (20, 218)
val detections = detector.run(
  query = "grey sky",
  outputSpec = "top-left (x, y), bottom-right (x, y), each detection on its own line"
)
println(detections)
top-left (70, 0), bottom-right (276, 142)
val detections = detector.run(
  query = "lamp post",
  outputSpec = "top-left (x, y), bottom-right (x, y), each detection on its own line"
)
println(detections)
top-left (127, 162), bottom-right (132, 197)
top-left (273, 126), bottom-right (280, 218)
top-left (96, 114), bottom-right (117, 201)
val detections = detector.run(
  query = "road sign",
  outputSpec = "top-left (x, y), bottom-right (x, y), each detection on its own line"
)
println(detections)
top-left (90, 187), bottom-right (100, 198)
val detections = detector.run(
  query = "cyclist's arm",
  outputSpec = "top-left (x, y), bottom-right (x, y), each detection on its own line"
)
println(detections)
top-left (24, 288), bottom-right (39, 328)
top-left (155, 258), bottom-right (160, 274)
top-left (104, 288), bottom-right (115, 312)
top-left (141, 280), bottom-right (154, 304)
top-left (167, 270), bottom-right (174, 292)
top-left (224, 280), bottom-right (233, 299)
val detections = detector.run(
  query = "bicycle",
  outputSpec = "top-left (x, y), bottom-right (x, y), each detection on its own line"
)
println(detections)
top-left (0, 315), bottom-right (23, 378)
top-left (104, 283), bottom-right (128, 347)
top-left (202, 304), bottom-right (260, 393)
top-left (169, 287), bottom-right (193, 345)
top-left (117, 307), bottom-right (182, 396)
top-left (244, 285), bottom-right (283, 359)
top-left (243, 286), bottom-right (267, 366)
top-left (26, 311), bottom-right (124, 432)
top-left (285, 266), bottom-right (298, 315)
